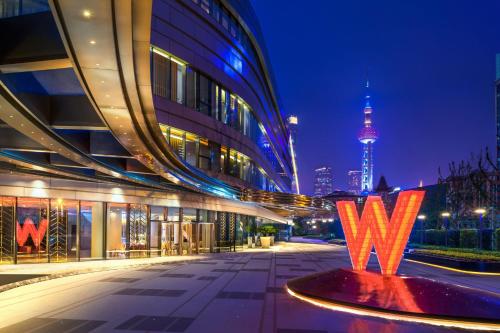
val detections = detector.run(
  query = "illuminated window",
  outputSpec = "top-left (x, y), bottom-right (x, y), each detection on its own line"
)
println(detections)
top-left (198, 138), bottom-right (211, 170)
top-left (185, 132), bottom-right (198, 166)
top-left (169, 127), bottom-right (185, 159)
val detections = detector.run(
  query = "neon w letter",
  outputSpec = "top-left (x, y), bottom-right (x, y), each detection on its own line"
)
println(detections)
top-left (337, 191), bottom-right (425, 275)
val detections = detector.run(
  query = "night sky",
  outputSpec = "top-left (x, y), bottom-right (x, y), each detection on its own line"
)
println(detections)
top-left (251, 0), bottom-right (500, 195)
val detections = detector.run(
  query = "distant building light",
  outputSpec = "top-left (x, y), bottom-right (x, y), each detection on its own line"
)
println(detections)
top-left (474, 208), bottom-right (486, 215)
top-left (288, 115), bottom-right (298, 125)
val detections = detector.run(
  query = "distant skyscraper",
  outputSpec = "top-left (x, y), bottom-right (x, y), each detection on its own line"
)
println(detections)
top-left (358, 81), bottom-right (379, 192)
top-left (347, 170), bottom-right (362, 194)
top-left (314, 166), bottom-right (333, 196)
top-left (287, 115), bottom-right (300, 194)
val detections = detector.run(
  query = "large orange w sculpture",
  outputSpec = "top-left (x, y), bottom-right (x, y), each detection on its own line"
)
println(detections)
top-left (337, 190), bottom-right (425, 275)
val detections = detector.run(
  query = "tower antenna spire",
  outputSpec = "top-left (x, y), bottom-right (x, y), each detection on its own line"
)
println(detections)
top-left (358, 79), bottom-right (378, 192)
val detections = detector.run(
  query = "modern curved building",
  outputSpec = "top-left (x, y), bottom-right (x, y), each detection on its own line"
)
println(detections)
top-left (0, 0), bottom-right (327, 263)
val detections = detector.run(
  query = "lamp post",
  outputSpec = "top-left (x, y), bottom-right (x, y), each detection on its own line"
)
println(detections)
top-left (441, 212), bottom-right (450, 247)
top-left (417, 214), bottom-right (426, 244)
top-left (474, 208), bottom-right (486, 249)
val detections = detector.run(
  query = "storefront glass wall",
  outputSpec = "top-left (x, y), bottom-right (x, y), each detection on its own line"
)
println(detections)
top-left (80, 202), bottom-right (104, 260)
top-left (16, 198), bottom-right (49, 263)
top-left (1, 196), bottom-right (260, 264)
top-left (106, 204), bottom-right (127, 259)
top-left (0, 197), bottom-right (15, 264)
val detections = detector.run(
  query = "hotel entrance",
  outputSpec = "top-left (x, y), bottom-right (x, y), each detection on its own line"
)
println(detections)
top-left (161, 222), bottom-right (178, 256)
top-left (196, 223), bottom-right (214, 253)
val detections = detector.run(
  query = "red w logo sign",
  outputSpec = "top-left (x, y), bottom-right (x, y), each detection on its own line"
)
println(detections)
top-left (337, 190), bottom-right (425, 275)
top-left (16, 218), bottom-right (48, 248)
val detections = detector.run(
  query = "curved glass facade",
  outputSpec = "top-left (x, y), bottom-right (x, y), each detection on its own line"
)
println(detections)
top-left (0, 0), bottom-right (305, 265)
top-left (151, 46), bottom-right (286, 182)
top-left (160, 124), bottom-right (279, 192)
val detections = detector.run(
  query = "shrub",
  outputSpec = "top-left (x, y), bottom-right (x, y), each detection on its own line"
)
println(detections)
top-left (258, 224), bottom-right (277, 236)
top-left (460, 229), bottom-right (478, 249)
top-left (496, 228), bottom-right (500, 251)
top-left (447, 230), bottom-right (460, 247)
top-left (480, 229), bottom-right (493, 250)
top-left (409, 230), bottom-right (424, 244)
top-left (424, 229), bottom-right (445, 246)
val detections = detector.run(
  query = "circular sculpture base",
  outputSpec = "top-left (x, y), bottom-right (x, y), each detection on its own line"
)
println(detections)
top-left (286, 268), bottom-right (500, 331)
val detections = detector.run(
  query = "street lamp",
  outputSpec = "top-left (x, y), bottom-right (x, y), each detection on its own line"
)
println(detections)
top-left (441, 212), bottom-right (450, 247)
top-left (474, 208), bottom-right (486, 249)
top-left (417, 214), bottom-right (426, 244)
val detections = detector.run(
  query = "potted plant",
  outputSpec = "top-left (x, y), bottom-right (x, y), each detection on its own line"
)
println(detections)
top-left (245, 222), bottom-right (258, 248)
top-left (258, 224), bottom-right (277, 248)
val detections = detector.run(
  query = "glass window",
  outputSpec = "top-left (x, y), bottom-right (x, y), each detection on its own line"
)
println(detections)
top-left (200, 0), bottom-right (210, 14)
top-left (198, 210), bottom-right (208, 223)
top-left (106, 204), bottom-right (127, 259)
top-left (209, 141), bottom-right (221, 172)
top-left (221, 8), bottom-right (229, 30)
top-left (150, 206), bottom-right (166, 221)
top-left (80, 201), bottom-right (104, 260)
top-left (211, 0), bottom-right (220, 22)
top-left (169, 127), bottom-right (185, 159)
top-left (243, 104), bottom-right (250, 136)
top-left (168, 207), bottom-right (180, 222)
top-left (220, 146), bottom-right (228, 174)
top-left (0, 197), bottom-right (15, 264)
top-left (183, 208), bottom-right (197, 222)
top-left (150, 219), bottom-right (160, 257)
top-left (129, 204), bottom-right (148, 258)
top-left (198, 74), bottom-right (211, 116)
top-left (229, 16), bottom-right (237, 38)
top-left (229, 95), bottom-right (239, 129)
top-left (220, 88), bottom-right (229, 124)
top-left (186, 67), bottom-right (197, 109)
top-left (48, 199), bottom-right (78, 262)
top-left (175, 63), bottom-right (186, 104)
top-left (152, 51), bottom-right (171, 98)
top-left (16, 198), bottom-right (49, 263)
top-left (229, 150), bottom-right (241, 178)
top-left (185, 133), bottom-right (198, 166)
top-left (198, 138), bottom-right (211, 170)
top-left (242, 156), bottom-right (251, 183)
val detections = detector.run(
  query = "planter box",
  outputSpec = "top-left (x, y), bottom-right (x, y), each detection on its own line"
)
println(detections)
top-left (261, 236), bottom-right (271, 249)
top-left (404, 253), bottom-right (500, 273)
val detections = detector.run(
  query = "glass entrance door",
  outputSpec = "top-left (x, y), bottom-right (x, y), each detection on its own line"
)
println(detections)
top-left (161, 222), bottom-right (177, 256)
top-left (197, 223), bottom-right (214, 253)
top-left (181, 223), bottom-right (194, 255)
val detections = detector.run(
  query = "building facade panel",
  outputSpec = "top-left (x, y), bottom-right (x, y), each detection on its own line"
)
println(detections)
top-left (0, 0), bottom-right (329, 265)
top-left (150, 0), bottom-right (293, 186)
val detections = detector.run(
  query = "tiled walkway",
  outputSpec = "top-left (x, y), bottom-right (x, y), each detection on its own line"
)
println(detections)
top-left (0, 243), bottom-right (497, 333)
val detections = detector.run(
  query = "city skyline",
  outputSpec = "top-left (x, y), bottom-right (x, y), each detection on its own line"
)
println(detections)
top-left (252, 0), bottom-right (500, 195)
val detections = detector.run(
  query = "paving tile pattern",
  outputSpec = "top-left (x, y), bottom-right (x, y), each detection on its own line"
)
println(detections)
top-left (0, 242), bottom-right (496, 333)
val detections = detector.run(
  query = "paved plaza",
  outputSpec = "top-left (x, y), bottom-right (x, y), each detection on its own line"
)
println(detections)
top-left (0, 242), bottom-right (498, 333)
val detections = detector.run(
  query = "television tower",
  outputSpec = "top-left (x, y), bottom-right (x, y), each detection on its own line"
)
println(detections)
top-left (358, 80), bottom-right (378, 192)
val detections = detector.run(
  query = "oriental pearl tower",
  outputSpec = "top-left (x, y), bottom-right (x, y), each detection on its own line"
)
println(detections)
top-left (358, 80), bottom-right (378, 193)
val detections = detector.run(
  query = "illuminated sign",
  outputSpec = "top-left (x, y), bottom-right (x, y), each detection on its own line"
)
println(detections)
top-left (337, 191), bottom-right (425, 275)
top-left (16, 218), bottom-right (48, 247)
